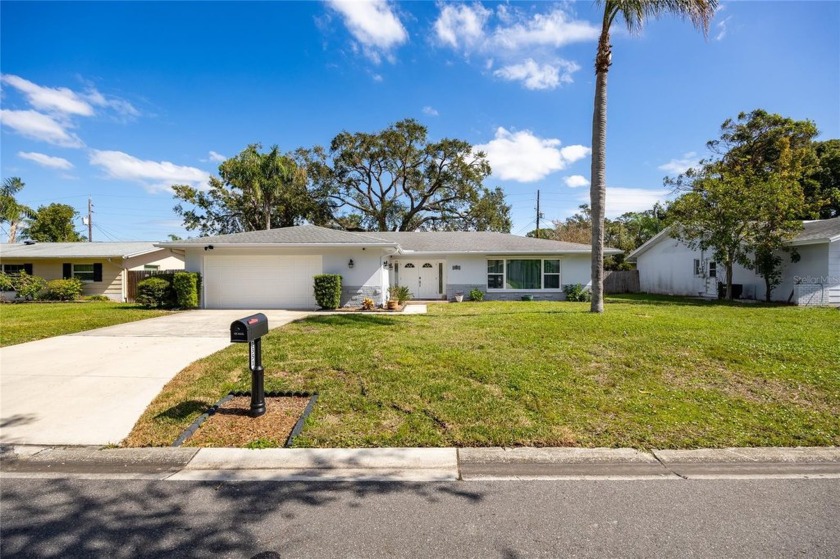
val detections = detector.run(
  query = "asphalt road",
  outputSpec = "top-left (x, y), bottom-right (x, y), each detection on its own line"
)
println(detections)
top-left (2, 478), bottom-right (838, 558)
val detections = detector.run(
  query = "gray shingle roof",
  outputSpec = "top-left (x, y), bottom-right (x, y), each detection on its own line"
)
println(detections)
top-left (161, 225), bottom-right (397, 246)
top-left (0, 242), bottom-right (166, 259)
top-left (159, 225), bottom-right (618, 254)
top-left (796, 217), bottom-right (840, 243)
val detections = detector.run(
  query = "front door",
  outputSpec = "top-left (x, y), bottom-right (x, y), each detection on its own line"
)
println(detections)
top-left (399, 261), bottom-right (442, 299)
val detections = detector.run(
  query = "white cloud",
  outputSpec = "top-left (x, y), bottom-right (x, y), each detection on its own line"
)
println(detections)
top-left (89, 150), bottom-right (210, 192)
top-left (714, 15), bottom-right (732, 41)
top-left (564, 175), bottom-right (590, 188)
top-left (577, 187), bottom-right (669, 218)
top-left (422, 106), bottom-right (439, 116)
top-left (0, 109), bottom-right (84, 147)
top-left (83, 89), bottom-right (140, 119)
top-left (326, 0), bottom-right (408, 63)
top-left (1, 74), bottom-right (94, 116)
top-left (492, 8), bottom-right (600, 50)
top-left (658, 152), bottom-right (700, 175)
top-left (475, 127), bottom-right (590, 183)
top-left (434, 3), bottom-right (491, 49)
top-left (17, 151), bottom-right (74, 170)
top-left (208, 151), bottom-right (227, 162)
top-left (493, 58), bottom-right (579, 90)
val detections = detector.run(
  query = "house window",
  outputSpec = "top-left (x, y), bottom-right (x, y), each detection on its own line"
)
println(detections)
top-left (487, 260), bottom-right (504, 289)
top-left (487, 259), bottom-right (562, 290)
top-left (404, 263), bottom-right (415, 269)
top-left (693, 259), bottom-right (702, 277)
top-left (708, 262), bottom-right (717, 278)
top-left (2, 264), bottom-right (26, 276)
top-left (73, 264), bottom-right (95, 283)
top-left (144, 265), bottom-right (160, 271)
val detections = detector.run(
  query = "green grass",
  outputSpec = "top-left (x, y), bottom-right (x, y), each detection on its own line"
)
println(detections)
top-left (0, 302), bottom-right (174, 346)
top-left (125, 295), bottom-right (840, 449)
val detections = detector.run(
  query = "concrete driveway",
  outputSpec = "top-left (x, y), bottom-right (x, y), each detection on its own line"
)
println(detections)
top-left (0, 310), bottom-right (311, 446)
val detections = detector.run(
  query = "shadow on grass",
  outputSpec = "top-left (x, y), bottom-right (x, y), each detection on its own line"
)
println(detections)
top-left (154, 400), bottom-right (209, 422)
top-left (606, 294), bottom-right (785, 308)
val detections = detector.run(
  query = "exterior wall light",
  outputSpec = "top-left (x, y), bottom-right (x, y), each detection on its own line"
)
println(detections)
top-left (348, 259), bottom-right (354, 269)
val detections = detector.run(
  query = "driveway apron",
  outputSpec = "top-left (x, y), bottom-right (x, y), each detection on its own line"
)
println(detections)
top-left (0, 310), bottom-right (309, 446)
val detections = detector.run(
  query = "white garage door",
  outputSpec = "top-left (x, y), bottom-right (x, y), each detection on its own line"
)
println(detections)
top-left (204, 255), bottom-right (322, 309)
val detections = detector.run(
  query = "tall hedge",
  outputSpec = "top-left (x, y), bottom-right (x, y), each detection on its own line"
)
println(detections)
top-left (136, 277), bottom-right (175, 308)
top-left (173, 271), bottom-right (200, 309)
top-left (314, 274), bottom-right (342, 309)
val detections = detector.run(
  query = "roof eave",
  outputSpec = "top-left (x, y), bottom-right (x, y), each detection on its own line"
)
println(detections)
top-left (156, 242), bottom-right (400, 249)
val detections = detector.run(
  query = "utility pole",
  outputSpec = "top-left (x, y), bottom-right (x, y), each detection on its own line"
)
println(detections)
top-left (535, 189), bottom-right (541, 239)
top-left (86, 197), bottom-right (93, 242)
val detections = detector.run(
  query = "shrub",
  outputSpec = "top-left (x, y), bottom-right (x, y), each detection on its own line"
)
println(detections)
top-left (86, 295), bottom-right (111, 302)
top-left (563, 283), bottom-right (591, 302)
top-left (361, 297), bottom-right (375, 310)
top-left (173, 271), bottom-right (200, 309)
top-left (388, 285), bottom-right (412, 304)
top-left (0, 273), bottom-right (14, 292)
top-left (469, 288), bottom-right (484, 302)
top-left (314, 274), bottom-right (342, 309)
top-left (13, 271), bottom-right (47, 300)
top-left (137, 277), bottom-right (175, 308)
top-left (40, 278), bottom-right (84, 301)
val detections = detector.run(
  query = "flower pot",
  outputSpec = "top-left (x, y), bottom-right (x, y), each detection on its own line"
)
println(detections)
top-left (387, 300), bottom-right (398, 310)
top-left (455, 295), bottom-right (464, 303)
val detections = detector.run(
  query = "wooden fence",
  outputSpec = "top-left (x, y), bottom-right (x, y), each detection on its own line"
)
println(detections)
top-left (126, 270), bottom-right (177, 302)
top-left (604, 270), bottom-right (640, 294)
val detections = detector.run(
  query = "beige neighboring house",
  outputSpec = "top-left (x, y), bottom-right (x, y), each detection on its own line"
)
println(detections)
top-left (0, 242), bottom-right (185, 301)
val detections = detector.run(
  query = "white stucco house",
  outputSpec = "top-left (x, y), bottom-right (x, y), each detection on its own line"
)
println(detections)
top-left (0, 242), bottom-right (185, 301)
top-left (626, 217), bottom-right (840, 306)
top-left (158, 225), bottom-right (622, 309)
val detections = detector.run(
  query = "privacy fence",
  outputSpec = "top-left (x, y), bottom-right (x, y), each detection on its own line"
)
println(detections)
top-left (603, 270), bottom-right (640, 294)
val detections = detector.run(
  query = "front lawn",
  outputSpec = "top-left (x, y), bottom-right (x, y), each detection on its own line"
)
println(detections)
top-left (0, 302), bottom-right (174, 347)
top-left (125, 296), bottom-right (840, 449)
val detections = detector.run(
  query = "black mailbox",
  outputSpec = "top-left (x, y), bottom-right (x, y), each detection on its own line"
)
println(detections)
top-left (230, 313), bottom-right (269, 343)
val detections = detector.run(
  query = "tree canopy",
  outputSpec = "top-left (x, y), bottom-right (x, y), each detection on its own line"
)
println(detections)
top-left (667, 110), bottom-right (814, 300)
top-left (1, 177), bottom-right (34, 243)
top-left (306, 119), bottom-right (511, 232)
top-left (23, 203), bottom-right (86, 242)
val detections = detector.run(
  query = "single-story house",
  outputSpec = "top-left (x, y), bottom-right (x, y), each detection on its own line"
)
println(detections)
top-left (626, 217), bottom-right (840, 306)
top-left (0, 242), bottom-right (185, 301)
top-left (158, 225), bottom-right (622, 309)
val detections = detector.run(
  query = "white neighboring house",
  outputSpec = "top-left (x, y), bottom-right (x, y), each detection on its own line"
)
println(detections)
top-left (0, 242), bottom-right (185, 301)
top-left (626, 217), bottom-right (840, 306)
top-left (158, 225), bottom-right (622, 309)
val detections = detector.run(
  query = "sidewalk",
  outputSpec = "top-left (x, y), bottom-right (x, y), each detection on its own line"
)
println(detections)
top-left (2, 446), bottom-right (839, 481)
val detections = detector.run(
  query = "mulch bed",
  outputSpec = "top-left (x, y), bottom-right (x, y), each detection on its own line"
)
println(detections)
top-left (182, 396), bottom-right (310, 448)
top-left (320, 304), bottom-right (406, 313)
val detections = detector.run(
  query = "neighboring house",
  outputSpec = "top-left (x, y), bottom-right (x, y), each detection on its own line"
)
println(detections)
top-left (158, 225), bottom-right (622, 309)
top-left (627, 217), bottom-right (840, 306)
top-left (0, 242), bottom-right (185, 301)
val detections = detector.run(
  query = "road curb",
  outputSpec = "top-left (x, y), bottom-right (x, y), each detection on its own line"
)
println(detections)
top-left (2, 445), bottom-right (839, 481)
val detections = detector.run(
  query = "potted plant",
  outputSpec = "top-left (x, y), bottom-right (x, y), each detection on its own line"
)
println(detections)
top-left (386, 286), bottom-right (399, 310)
top-left (454, 291), bottom-right (464, 303)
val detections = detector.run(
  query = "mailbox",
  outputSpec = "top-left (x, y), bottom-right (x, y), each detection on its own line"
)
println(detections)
top-left (230, 313), bottom-right (269, 343)
top-left (230, 313), bottom-right (269, 417)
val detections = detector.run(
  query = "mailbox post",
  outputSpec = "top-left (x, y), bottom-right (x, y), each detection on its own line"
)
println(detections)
top-left (230, 313), bottom-right (269, 417)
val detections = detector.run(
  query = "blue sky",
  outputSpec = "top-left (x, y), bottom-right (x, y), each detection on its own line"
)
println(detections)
top-left (1, 1), bottom-right (838, 242)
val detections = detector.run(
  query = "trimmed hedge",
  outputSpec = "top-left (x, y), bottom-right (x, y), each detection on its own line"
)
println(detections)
top-left (314, 274), bottom-right (342, 309)
top-left (40, 278), bottom-right (84, 301)
top-left (173, 271), bottom-right (200, 309)
top-left (13, 271), bottom-right (47, 300)
top-left (137, 277), bottom-right (175, 309)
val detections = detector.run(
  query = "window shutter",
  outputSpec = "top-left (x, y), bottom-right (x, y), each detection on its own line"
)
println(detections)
top-left (23, 263), bottom-right (33, 275)
top-left (63, 263), bottom-right (72, 279)
top-left (93, 263), bottom-right (103, 282)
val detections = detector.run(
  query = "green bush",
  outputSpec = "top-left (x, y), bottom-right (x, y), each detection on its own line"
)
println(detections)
top-left (0, 273), bottom-right (14, 291)
top-left (13, 271), bottom-right (47, 300)
top-left (563, 283), bottom-right (591, 302)
top-left (314, 274), bottom-right (342, 309)
top-left (40, 278), bottom-right (84, 301)
top-left (137, 277), bottom-right (175, 308)
top-left (173, 272), bottom-right (200, 309)
top-left (86, 295), bottom-right (111, 302)
top-left (388, 285), bottom-right (412, 304)
top-left (469, 288), bottom-right (484, 302)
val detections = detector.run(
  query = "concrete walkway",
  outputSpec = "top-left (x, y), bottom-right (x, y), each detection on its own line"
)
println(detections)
top-left (2, 446), bottom-right (838, 482)
top-left (0, 310), bottom-right (310, 446)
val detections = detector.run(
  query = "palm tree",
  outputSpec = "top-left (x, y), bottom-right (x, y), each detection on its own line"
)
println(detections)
top-left (589, 0), bottom-right (717, 312)
top-left (1, 177), bottom-right (34, 243)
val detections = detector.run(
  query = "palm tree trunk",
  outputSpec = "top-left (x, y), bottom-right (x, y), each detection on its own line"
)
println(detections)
top-left (8, 220), bottom-right (18, 244)
top-left (589, 28), bottom-right (611, 313)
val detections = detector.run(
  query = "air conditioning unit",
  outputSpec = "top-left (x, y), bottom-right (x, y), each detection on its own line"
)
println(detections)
top-left (741, 284), bottom-right (755, 300)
